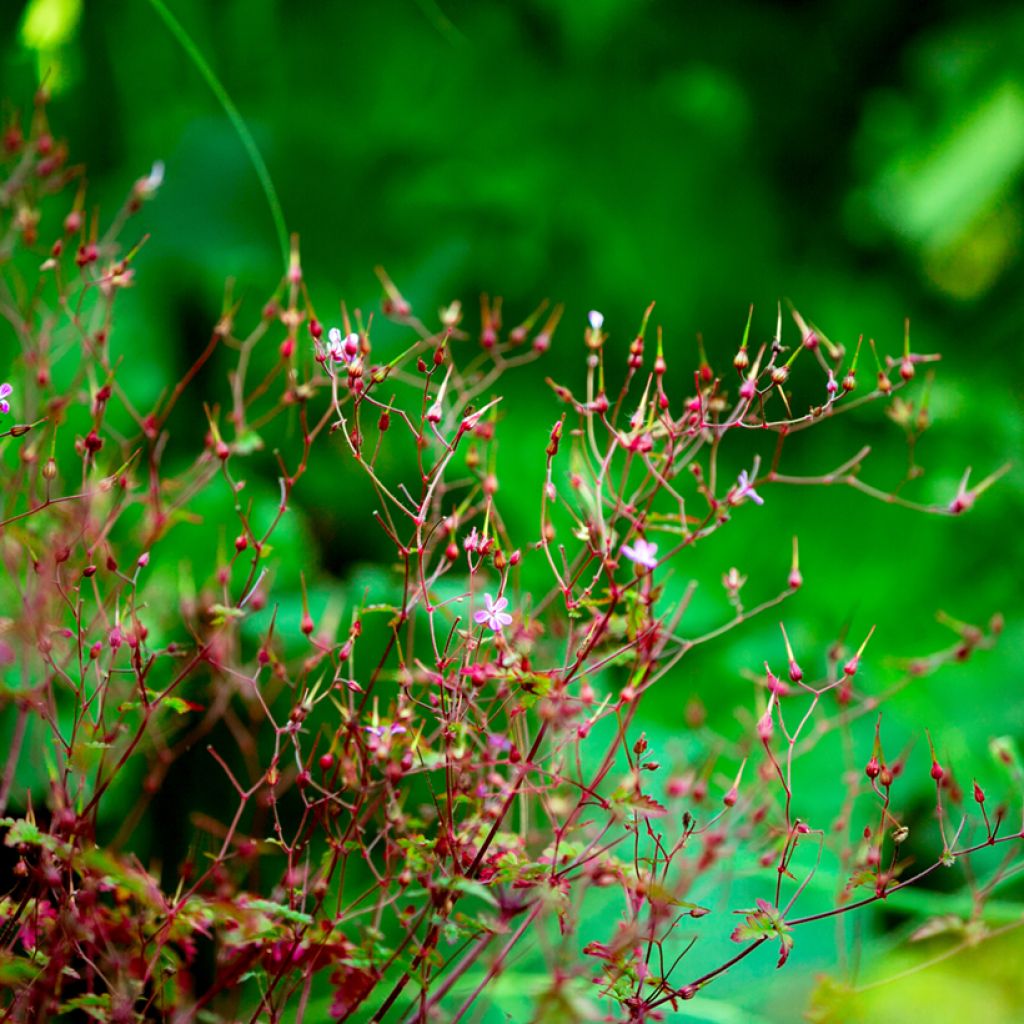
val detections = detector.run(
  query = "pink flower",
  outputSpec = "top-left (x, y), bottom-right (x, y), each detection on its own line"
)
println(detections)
top-left (733, 465), bottom-right (764, 506)
top-left (325, 327), bottom-right (359, 364)
top-left (363, 723), bottom-right (407, 739)
top-left (0, 382), bottom-right (12, 415)
top-left (474, 593), bottom-right (513, 632)
top-left (621, 537), bottom-right (658, 570)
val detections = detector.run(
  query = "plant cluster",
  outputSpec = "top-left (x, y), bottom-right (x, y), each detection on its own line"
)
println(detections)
top-left (0, 96), bottom-right (1018, 1023)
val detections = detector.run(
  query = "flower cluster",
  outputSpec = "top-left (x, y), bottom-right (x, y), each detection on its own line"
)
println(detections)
top-left (0, 103), bottom-right (1012, 1024)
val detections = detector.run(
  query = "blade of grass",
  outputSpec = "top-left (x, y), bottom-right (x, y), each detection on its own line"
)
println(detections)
top-left (144, 0), bottom-right (289, 268)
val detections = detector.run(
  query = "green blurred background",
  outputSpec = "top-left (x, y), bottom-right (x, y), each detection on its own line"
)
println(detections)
top-left (3, 0), bottom-right (1023, 1019)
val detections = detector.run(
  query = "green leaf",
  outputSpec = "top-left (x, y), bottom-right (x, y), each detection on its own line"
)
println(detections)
top-left (731, 899), bottom-right (794, 967)
top-left (60, 993), bottom-right (111, 1019)
top-left (208, 603), bottom-right (245, 626)
top-left (448, 877), bottom-right (499, 907)
top-left (1, 817), bottom-right (46, 847)
top-left (244, 899), bottom-right (314, 926)
top-left (0, 953), bottom-right (43, 986)
top-left (233, 429), bottom-right (264, 455)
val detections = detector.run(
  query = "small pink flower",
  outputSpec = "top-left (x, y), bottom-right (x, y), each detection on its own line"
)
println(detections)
top-left (0, 382), bottom-right (12, 415)
top-left (733, 463), bottom-right (764, 506)
top-left (621, 537), bottom-right (658, 570)
top-left (363, 723), bottom-right (407, 739)
top-left (325, 327), bottom-right (360, 364)
top-left (474, 593), bottom-right (513, 632)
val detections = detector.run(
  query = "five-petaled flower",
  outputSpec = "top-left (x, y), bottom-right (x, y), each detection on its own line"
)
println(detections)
top-left (474, 593), bottom-right (513, 632)
top-left (621, 537), bottom-right (658, 570)
top-left (0, 382), bottom-right (11, 415)
top-left (733, 465), bottom-right (764, 506)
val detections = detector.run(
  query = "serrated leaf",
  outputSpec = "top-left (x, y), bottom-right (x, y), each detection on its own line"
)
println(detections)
top-left (1, 817), bottom-right (59, 851)
top-left (610, 788), bottom-right (668, 817)
top-left (731, 899), bottom-right (794, 967)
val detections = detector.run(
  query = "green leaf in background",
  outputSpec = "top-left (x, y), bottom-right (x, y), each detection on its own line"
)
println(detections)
top-left (868, 83), bottom-right (1024, 252)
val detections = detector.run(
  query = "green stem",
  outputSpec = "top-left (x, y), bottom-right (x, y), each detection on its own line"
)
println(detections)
top-left (144, 0), bottom-right (289, 268)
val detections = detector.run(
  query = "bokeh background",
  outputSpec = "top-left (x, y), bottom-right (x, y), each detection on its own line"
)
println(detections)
top-left (3, 0), bottom-right (1023, 1020)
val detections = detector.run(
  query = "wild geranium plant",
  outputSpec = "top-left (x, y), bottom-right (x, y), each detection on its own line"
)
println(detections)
top-left (0, 96), bottom-right (1018, 1024)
